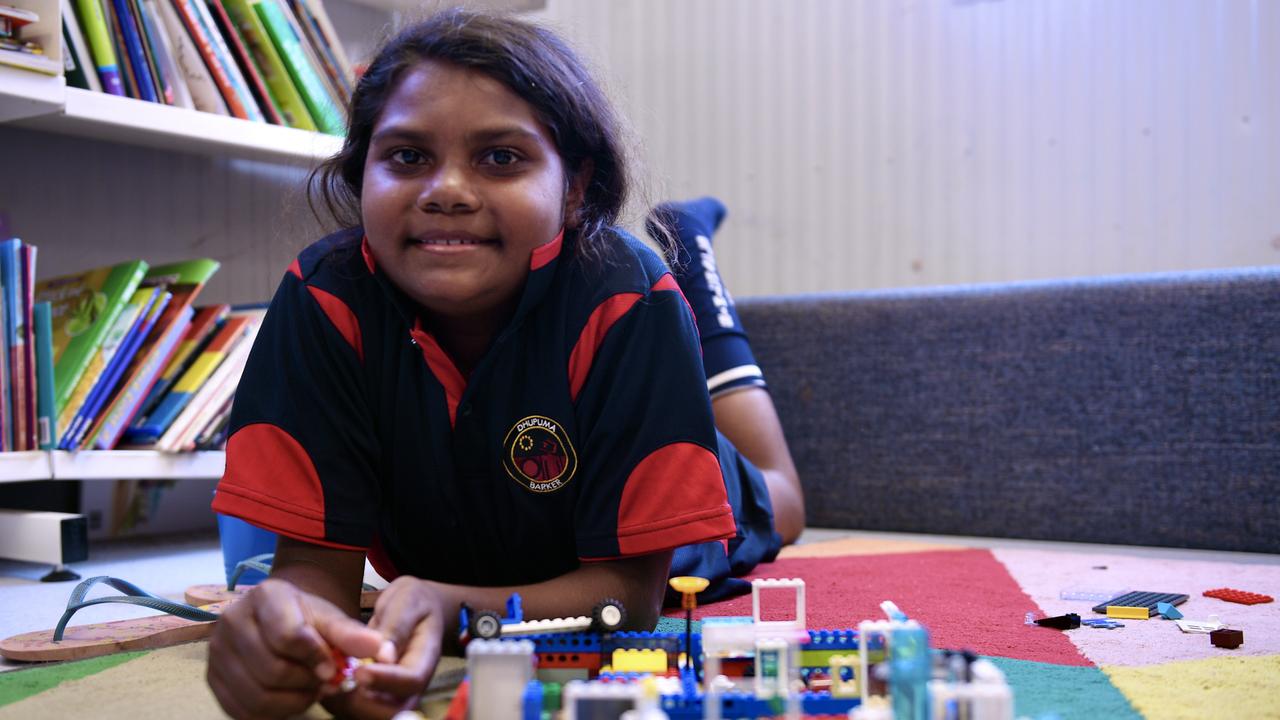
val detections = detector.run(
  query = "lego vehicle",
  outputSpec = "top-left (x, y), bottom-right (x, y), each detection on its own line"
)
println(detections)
top-left (459, 593), bottom-right (627, 641)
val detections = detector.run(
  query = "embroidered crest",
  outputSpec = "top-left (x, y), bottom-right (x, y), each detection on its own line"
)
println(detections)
top-left (503, 415), bottom-right (577, 493)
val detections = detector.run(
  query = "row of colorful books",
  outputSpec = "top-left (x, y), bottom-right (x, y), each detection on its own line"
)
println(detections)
top-left (61, 0), bottom-right (353, 134)
top-left (6, 244), bottom-right (265, 453)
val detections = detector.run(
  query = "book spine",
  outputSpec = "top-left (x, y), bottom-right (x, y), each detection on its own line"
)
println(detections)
top-left (73, 0), bottom-right (125, 95)
top-left (172, 0), bottom-right (252, 119)
top-left (1, 240), bottom-right (24, 451)
top-left (140, 0), bottom-right (193, 108)
top-left (62, 3), bottom-right (104, 92)
top-left (131, 0), bottom-right (174, 104)
top-left (153, 0), bottom-right (227, 115)
top-left (90, 307), bottom-right (193, 449)
top-left (207, 0), bottom-right (283, 125)
top-left (222, 0), bottom-right (313, 129)
top-left (254, 0), bottom-right (341, 134)
top-left (109, 0), bottom-right (158, 102)
top-left (178, 0), bottom-right (265, 121)
top-left (103, 0), bottom-right (140, 98)
top-left (34, 303), bottom-right (56, 450)
top-left (20, 244), bottom-right (36, 451)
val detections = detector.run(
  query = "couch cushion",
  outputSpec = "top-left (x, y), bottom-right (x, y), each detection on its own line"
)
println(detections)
top-left (737, 267), bottom-right (1280, 553)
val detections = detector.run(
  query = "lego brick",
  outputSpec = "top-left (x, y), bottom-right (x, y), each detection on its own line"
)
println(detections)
top-left (1091, 591), bottom-right (1189, 615)
top-left (1209, 628), bottom-right (1244, 649)
top-left (1034, 613), bottom-right (1082, 630)
top-left (1106, 606), bottom-right (1150, 621)
top-left (1203, 588), bottom-right (1274, 605)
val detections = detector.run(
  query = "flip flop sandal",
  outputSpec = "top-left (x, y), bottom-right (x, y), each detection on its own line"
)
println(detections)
top-left (184, 554), bottom-right (382, 609)
top-left (0, 576), bottom-right (228, 663)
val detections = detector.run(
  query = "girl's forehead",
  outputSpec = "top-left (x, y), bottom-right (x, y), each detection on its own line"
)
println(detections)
top-left (381, 60), bottom-right (540, 127)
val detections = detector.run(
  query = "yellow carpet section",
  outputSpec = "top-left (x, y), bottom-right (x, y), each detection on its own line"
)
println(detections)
top-left (1103, 654), bottom-right (1280, 720)
top-left (780, 536), bottom-right (969, 559)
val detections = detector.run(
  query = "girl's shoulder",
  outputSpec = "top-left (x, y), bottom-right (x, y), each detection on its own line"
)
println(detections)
top-left (292, 227), bottom-right (368, 284)
top-left (564, 226), bottom-right (673, 297)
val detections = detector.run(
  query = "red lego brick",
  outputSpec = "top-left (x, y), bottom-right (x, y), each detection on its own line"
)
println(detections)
top-left (1203, 588), bottom-right (1274, 605)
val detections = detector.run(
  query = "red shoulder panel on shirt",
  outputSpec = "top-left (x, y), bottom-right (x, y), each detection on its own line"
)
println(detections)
top-left (615, 442), bottom-right (735, 555)
top-left (361, 236), bottom-right (377, 274)
top-left (213, 424), bottom-right (360, 548)
top-left (568, 292), bottom-right (642, 402)
top-left (287, 259), bottom-right (302, 279)
top-left (306, 286), bottom-right (364, 363)
top-left (530, 230), bottom-right (565, 270)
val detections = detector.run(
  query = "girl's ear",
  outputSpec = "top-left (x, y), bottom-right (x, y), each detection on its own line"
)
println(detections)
top-left (564, 160), bottom-right (595, 229)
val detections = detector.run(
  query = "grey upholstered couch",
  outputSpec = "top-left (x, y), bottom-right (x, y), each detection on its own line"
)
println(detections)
top-left (738, 267), bottom-right (1279, 554)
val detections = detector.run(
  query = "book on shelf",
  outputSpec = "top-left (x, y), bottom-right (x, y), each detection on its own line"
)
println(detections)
top-left (33, 301), bottom-right (55, 449)
top-left (286, 0), bottom-right (350, 96)
top-left (128, 311), bottom-right (250, 444)
top-left (173, 0), bottom-right (264, 121)
top-left (253, 0), bottom-right (342, 134)
top-left (220, 0), bottom-right (313, 130)
top-left (0, 238), bottom-right (24, 450)
top-left (152, 0), bottom-right (227, 115)
top-left (108, 0), bottom-right (159, 102)
top-left (103, 0), bottom-right (139, 97)
top-left (207, 0), bottom-right (284, 125)
top-left (153, 313), bottom-right (259, 452)
top-left (19, 243), bottom-right (37, 450)
top-left (56, 284), bottom-right (161, 447)
top-left (62, 0), bottom-right (104, 92)
top-left (60, 286), bottom-right (170, 449)
top-left (34, 258), bottom-right (148, 418)
top-left (86, 257), bottom-right (219, 449)
top-left (131, 302), bottom-right (227, 423)
top-left (134, 0), bottom-right (186, 106)
top-left (0, 4), bottom-right (60, 75)
top-left (72, 0), bottom-right (125, 95)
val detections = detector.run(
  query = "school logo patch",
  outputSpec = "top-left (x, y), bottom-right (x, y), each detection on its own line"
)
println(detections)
top-left (503, 415), bottom-right (577, 493)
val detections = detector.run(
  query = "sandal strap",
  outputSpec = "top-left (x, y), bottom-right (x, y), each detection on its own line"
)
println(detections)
top-left (227, 553), bottom-right (275, 591)
top-left (54, 576), bottom-right (219, 641)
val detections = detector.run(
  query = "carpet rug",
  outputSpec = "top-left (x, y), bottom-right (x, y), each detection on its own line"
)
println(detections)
top-left (0, 536), bottom-right (1276, 719)
top-left (659, 537), bottom-right (1280, 719)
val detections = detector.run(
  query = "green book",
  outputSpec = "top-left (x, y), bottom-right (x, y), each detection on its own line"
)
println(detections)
top-left (34, 260), bottom-right (149, 416)
top-left (223, 0), bottom-right (316, 131)
top-left (34, 302), bottom-right (56, 450)
top-left (254, 0), bottom-right (342, 135)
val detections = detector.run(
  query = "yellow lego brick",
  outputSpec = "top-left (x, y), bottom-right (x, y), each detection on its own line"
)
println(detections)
top-left (611, 648), bottom-right (668, 674)
top-left (1106, 605), bottom-right (1150, 620)
top-left (799, 649), bottom-right (863, 667)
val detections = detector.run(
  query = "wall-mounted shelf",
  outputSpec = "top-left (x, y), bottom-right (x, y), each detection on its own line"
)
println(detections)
top-left (12, 88), bottom-right (342, 164)
top-left (0, 450), bottom-right (225, 483)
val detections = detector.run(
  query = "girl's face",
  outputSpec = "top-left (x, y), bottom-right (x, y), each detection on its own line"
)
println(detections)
top-left (362, 60), bottom-right (577, 326)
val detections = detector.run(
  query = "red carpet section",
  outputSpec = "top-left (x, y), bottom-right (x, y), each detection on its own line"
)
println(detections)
top-left (670, 548), bottom-right (1092, 667)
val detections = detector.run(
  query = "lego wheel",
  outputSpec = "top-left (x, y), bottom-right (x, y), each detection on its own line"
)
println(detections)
top-left (592, 599), bottom-right (627, 632)
top-left (470, 610), bottom-right (503, 640)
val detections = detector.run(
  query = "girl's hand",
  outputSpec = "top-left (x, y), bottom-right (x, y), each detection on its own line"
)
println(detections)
top-left (327, 577), bottom-right (448, 718)
top-left (207, 578), bottom-right (385, 719)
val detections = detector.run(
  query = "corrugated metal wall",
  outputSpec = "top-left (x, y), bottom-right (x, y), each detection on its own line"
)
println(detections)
top-left (534, 0), bottom-right (1280, 294)
top-left (2, 0), bottom-right (1275, 303)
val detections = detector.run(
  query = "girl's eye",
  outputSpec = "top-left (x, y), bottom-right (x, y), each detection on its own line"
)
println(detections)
top-left (482, 148), bottom-right (522, 167)
top-left (390, 148), bottom-right (425, 165)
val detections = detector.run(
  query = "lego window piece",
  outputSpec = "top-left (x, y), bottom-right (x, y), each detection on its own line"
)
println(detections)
top-left (1175, 615), bottom-right (1224, 634)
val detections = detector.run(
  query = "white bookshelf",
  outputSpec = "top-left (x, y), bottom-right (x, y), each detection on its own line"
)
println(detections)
top-left (0, 450), bottom-right (225, 483)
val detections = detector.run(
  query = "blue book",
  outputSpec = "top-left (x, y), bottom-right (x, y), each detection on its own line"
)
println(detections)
top-left (109, 0), bottom-right (158, 103)
top-left (34, 302), bottom-right (56, 450)
top-left (59, 289), bottom-right (168, 449)
top-left (0, 239), bottom-right (20, 451)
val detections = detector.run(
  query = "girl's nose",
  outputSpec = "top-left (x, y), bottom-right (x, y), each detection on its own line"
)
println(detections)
top-left (417, 164), bottom-right (479, 215)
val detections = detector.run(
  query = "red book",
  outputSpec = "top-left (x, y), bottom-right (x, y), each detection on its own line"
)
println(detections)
top-left (172, 0), bottom-right (251, 119)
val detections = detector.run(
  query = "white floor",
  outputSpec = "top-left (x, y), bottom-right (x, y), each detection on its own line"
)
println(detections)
top-left (1, 527), bottom-right (1276, 673)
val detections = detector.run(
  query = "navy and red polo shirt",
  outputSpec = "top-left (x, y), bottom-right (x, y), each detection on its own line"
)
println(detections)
top-left (212, 227), bottom-right (736, 586)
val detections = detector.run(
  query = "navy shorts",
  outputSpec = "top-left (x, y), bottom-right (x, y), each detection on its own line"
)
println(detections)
top-left (667, 431), bottom-right (782, 605)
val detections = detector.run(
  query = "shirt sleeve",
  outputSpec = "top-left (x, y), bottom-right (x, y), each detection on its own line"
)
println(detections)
top-left (571, 278), bottom-right (737, 560)
top-left (211, 270), bottom-right (379, 550)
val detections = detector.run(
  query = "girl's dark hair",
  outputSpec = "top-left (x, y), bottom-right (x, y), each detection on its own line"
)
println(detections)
top-left (309, 8), bottom-right (634, 265)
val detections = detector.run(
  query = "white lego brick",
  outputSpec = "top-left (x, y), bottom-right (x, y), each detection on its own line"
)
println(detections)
top-left (466, 639), bottom-right (535, 720)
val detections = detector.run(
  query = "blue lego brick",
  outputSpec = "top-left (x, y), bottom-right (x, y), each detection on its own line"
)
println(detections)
top-left (802, 629), bottom-right (860, 650)
top-left (801, 691), bottom-right (861, 714)
top-left (522, 680), bottom-right (543, 720)
top-left (524, 631), bottom-right (602, 653)
top-left (603, 631), bottom-right (682, 655)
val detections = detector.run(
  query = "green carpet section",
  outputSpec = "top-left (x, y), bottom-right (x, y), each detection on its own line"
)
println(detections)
top-left (988, 656), bottom-right (1142, 720)
top-left (0, 652), bottom-right (151, 708)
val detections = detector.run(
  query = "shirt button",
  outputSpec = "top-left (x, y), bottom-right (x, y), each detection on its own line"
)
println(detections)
top-left (459, 403), bottom-right (473, 417)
